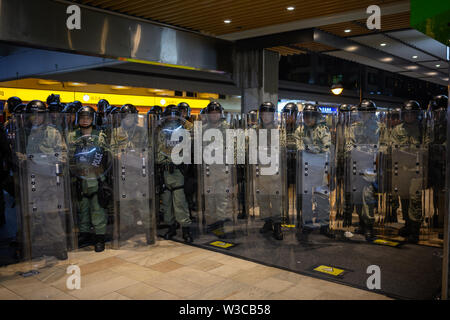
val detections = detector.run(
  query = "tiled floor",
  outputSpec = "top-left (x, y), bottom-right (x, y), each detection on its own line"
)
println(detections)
top-left (0, 240), bottom-right (391, 300)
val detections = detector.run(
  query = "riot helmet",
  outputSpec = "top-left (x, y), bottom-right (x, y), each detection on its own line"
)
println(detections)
top-left (62, 102), bottom-right (80, 114)
top-left (6, 97), bottom-right (22, 114)
top-left (119, 104), bottom-right (138, 128)
top-left (97, 99), bottom-right (110, 115)
top-left (248, 109), bottom-right (258, 126)
top-left (428, 95), bottom-right (448, 112)
top-left (205, 101), bottom-right (223, 123)
top-left (339, 104), bottom-right (352, 112)
top-left (48, 102), bottom-right (64, 113)
top-left (357, 99), bottom-right (377, 112)
top-left (177, 102), bottom-right (191, 119)
top-left (281, 102), bottom-right (298, 115)
top-left (25, 100), bottom-right (47, 114)
top-left (71, 101), bottom-right (83, 110)
top-left (302, 104), bottom-right (321, 127)
top-left (120, 104), bottom-right (138, 114)
top-left (258, 102), bottom-right (277, 126)
top-left (46, 94), bottom-right (61, 105)
top-left (13, 103), bottom-right (26, 114)
top-left (110, 107), bottom-right (120, 115)
top-left (76, 106), bottom-right (96, 129)
top-left (162, 104), bottom-right (181, 118)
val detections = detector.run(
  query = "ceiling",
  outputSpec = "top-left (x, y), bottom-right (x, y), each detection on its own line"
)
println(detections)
top-left (62, 1), bottom-right (450, 85)
top-left (74, 0), bottom-right (403, 36)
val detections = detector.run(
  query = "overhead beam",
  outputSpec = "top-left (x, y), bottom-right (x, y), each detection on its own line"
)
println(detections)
top-left (0, 0), bottom-right (233, 73)
top-left (0, 47), bottom-right (121, 82)
top-left (235, 29), bottom-right (314, 49)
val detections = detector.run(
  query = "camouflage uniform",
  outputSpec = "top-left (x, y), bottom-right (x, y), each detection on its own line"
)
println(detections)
top-left (345, 116), bottom-right (381, 231)
top-left (156, 119), bottom-right (192, 228)
top-left (389, 121), bottom-right (427, 226)
top-left (67, 129), bottom-right (108, 236)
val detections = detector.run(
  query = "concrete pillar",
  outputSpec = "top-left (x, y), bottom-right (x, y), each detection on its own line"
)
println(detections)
top-left (233, 48), bottom-right (279, 113)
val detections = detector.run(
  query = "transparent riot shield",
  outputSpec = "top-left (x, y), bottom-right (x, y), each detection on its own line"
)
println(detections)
top-left (426, 109), bottom-right (446, 242)
top-left (296, 111), bottom-right (334, 237)
top-left (13, 113), bottom-right (74, 268)
top-left (334, 110), bottom-right (351, 230)
top-left (281, 112), bottom-right (298, 225)
top-left (67, 120), bottom-right (113, 250)
top-left (110, 113), bottom-right (155, 248)
top-left (246, 112), bottom-right (288, 240)
top-left (197, 112), bottom-right (241, 240)
top-left (345, 110), bottom-right (385, 240)
top-left (155, 113), bottom-right (196, 240)
top-left (0, 117), bottom-right (20, 268)
top-left (389, 111), bottom-right (428, 241)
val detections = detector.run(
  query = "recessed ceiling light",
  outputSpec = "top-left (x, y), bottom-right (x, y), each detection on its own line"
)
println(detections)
top-left (426, 72), bottom-right (438, 76)
top-left (344, 29), bottom-right (352, 33)
top-left (405, 65), bottom-right (418, 70)
top-left (381, 57), bottom-right (393, 62)
top-left (412, 55), bottom-right (418, 59)
top-left (436, 64), bottom-right (441, 67)
top-left (380, 43), bottom-right (387, 47)
top-left (286, 6), bottom-right (295, 11)
top-left (224, 19), bottom-right (231, 24)
top-left (67, 82), bottom-right (87, 87)
top-left (111, 85), bottom-right (129, 90)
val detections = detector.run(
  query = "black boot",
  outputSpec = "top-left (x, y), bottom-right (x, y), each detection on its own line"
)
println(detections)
top-left (164, 224), bottom-right (177, 240)
top-left (182, 227), bottom-right (193, 243)
top-left (355, 220), bottom-right (366, 235)
top-left (398, 220), bottom-right (410, 238)
top-left (320, 226), bottom-right (335, 239)
top-left (273, 223), bottom-right (283, 240)
top-left (364, 225), bottom-right (376, 242)
top-left (54, 243), bottom-right (68, 261)
top-left (407, 221), bottom-right (420, 244)
top-left (260, 220), bottom-right (273, 234)
top-left (78, 232), bottom-right (92, 247)
top-left (94, 235), bottom-right (105, 252)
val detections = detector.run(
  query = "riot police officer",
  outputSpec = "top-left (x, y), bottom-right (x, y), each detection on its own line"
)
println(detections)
top-left (62, 102), bottom-right (80, 133)
top-left (201, 101), bottom-right (237, 239)
top-left (47, 94), bottom-right (61, 106)
top-left (177, 102), bottom-right (196, 215)
top-left (21, 100), bottom-right (69, 260)
top-left (110, 104), bottom-right (153, 242)
top-left (345, 99), bottom-right (381, 241)
top-left (156, 105), bottom-right (193, 243)
top-left (4, 97), bottom-right (22, 121)
top-left (294, 104), bottom-right (332, 239)
top-left (389, 100), bottom-right (427, 243)
top-left (252, 102), bottom-right (284, 240)
top-left (68, 106), bottom-right (109, 252)
top-left (335, 104), bottom-right (353, 228)
top-left (427, 95), bottom-right (448, 233)
top-left (97, 99), bottom-right (110, 128)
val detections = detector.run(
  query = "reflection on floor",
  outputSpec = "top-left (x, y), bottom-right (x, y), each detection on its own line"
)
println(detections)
top-left (0, 239), bottom-right (389, 300)
top-left (163, 218), bottom-right (443, 300)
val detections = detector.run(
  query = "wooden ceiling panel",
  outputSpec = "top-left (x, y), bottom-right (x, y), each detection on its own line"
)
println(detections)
top-left (76, 0), bottom-right (405, 36)
top-left (319, 11), bottom-right (411, 37)
top-left (268, 46), bottom-right (306, 56)
top-left (294, 42), bottom-right (336, 52)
